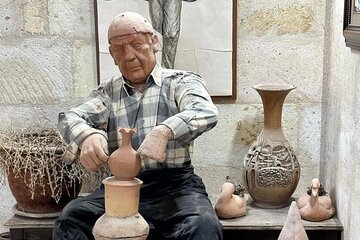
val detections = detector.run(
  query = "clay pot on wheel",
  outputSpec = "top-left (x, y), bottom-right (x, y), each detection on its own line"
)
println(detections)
top-left (108, 127), bottom-right (141, 180)
top-left (93, 127), bottom-right (149, 240)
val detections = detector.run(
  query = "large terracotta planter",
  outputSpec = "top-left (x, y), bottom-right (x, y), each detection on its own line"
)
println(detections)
top-left (244, 84), bottom-right (300, 208)
top-left (7, 163), bottom-right (81, 216)
top-left (0, 127), bottom-right (83, 218)
top-left (1, 140), bottom-right (82, 217)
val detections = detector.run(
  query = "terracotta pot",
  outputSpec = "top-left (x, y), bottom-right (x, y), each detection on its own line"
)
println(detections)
top-left (244, 84), bottom-right (300, 208)
top-left (3, 145), bottom-right (82, 216)
top-left (108, 128), bottom-right (141, 180)
top-left (7, 166), bottom-right (81, 215)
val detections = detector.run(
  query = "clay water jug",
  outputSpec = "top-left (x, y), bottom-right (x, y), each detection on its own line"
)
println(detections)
top-left (244, 84), bottom-right (300, 208)
top-left (108, 127), bottom-right (141, 180)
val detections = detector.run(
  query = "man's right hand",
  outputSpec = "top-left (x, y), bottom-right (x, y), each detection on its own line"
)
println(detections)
top-left (79, 134), bottom-right (109, 172)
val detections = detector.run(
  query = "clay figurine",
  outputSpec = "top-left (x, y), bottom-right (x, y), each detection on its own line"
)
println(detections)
top-left (214, 182), bottom-right (247, 219)
top-left (278, 201), bottom-right (309, 240)
top-left (297, 178), bottom-right (335, 221)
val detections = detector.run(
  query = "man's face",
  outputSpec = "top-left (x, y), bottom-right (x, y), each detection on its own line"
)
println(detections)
top-left (109, 33), bottom-right (157, 84)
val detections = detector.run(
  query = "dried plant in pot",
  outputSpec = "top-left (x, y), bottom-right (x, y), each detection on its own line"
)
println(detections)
top-left (0, 127), bottom-right (85, 218)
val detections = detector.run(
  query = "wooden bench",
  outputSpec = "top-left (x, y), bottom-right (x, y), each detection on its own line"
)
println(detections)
top-left (220, 199), bottom-right (343, 240)
top-left (4, 199), bottom-right (343, 240)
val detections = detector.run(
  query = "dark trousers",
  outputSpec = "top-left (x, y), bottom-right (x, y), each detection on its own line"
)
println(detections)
top-left (52, 166), bottom-right (223, 240)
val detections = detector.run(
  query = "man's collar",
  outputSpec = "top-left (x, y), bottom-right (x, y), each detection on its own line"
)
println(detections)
top-left (122, 62), bottom-right (163, 94)
top-left (150, 62), bottom-right (163, 87)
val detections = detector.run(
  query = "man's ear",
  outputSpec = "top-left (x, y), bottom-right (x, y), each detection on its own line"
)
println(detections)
top-left (109, 46), bottom-right (118, 66)
top-left (151, 34), bottom-right (161, 53)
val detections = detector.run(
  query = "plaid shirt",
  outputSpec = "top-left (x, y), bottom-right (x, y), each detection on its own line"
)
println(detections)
top-left (58, 63), bottom-right (218, 170)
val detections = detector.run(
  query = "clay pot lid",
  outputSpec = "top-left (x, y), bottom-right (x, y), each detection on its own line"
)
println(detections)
top-left (103, 176), bottom-right (143, 186)
top-left (253, 83), bottom-right (296, 91)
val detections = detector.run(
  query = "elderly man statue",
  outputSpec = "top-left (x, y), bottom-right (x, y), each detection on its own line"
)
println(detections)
top-left (52, 11), bottom-right (222, 240)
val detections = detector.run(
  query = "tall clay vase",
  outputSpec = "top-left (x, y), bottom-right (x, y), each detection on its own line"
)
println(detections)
top-left (92, 127), bottom-right (149, 240)
top-left (244, 84), bottom-right (300, 208)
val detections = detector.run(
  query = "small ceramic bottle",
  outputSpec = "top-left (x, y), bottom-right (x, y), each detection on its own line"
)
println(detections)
top-left (108, 127), bottom-right (141, 180)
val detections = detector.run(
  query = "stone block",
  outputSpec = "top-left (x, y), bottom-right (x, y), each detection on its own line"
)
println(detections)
top-left (23, 0), bottom-right (48, 35)
top-left (73, 40), bottom-right (97, 98)
top-left (48, 0), bottom-right (95, 39)
top-left (0, 38), bottom-right (73, 105)
top-left (0, 0), bottom-right (24, 37)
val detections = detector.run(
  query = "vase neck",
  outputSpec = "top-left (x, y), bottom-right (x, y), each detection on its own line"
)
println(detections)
top-left (258, 90), bottom-right (291, 129)
top-left (118, 128), bottom-right (136, 148)
top-left (120, 134), bottom-right (132, 146)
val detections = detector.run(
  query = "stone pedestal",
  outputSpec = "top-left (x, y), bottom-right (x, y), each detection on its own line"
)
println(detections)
top-left (92, 177), bottom-right (149, 240)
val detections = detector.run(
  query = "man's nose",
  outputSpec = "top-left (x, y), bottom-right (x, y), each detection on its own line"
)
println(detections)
top-left (124, 45), bottom-right (136, 61)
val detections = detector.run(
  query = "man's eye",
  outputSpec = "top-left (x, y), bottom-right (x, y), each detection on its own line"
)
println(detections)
top-left (112, 46), bottom-right (123, 52)
top-left (133, 43), bottom-right (142, 48)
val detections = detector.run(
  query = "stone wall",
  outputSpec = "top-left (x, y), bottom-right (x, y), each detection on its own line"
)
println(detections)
top-left (321, 0), bottom-right (360, 239)
top-left (0, 0), bottom-right (97, 129)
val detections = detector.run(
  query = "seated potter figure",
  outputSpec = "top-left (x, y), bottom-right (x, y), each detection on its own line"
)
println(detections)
top-left (215, 182), bottom-right (247, 219)
top-left (297, 178), bottom-right (335, 221)
top-left (53, 11), bottom-right (222, 240)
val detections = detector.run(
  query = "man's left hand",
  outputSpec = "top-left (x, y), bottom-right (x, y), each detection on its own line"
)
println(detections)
top-left (137, 125), bottom-right (173, 162)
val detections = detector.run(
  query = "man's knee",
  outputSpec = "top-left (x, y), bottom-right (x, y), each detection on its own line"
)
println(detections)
top-left (53, 197), bottom-right (104, 240)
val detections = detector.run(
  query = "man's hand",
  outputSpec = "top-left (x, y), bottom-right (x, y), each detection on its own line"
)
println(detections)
top-left (79, 134), bottom-right (109, 172)
top-left (137, 125), bottom-right (173, 162)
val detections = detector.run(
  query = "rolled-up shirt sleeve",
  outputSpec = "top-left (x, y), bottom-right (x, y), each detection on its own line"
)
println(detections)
top-left (161, 72), bottom-right (218, 144)
top-left (58, 83), bottom-right (111, 162)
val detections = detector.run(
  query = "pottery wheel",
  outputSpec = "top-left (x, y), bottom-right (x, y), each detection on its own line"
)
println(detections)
top-left (12, 204), bottom-right (61, 218)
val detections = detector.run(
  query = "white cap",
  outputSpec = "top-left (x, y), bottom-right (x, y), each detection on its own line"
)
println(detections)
top-left (108, 12), bottom-right (154, 43)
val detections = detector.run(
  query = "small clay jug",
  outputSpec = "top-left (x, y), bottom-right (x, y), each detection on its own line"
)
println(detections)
top-left (108, 128), bottom-right (141, 180)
